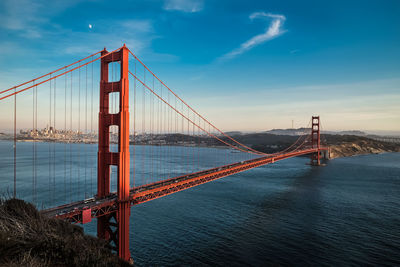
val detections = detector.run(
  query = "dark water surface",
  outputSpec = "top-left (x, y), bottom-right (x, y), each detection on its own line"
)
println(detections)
top-left (112, 153), bottom-right (400, 266)
top-left (1, 141), bottom-right (399, 266)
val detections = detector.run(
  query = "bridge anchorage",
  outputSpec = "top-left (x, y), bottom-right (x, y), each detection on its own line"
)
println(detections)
top-left (0, 45), bottom-right (329, 264)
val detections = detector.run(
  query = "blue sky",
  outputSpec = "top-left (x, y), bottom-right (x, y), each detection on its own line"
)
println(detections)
top-left (1, 0), bottom-right (399, 133)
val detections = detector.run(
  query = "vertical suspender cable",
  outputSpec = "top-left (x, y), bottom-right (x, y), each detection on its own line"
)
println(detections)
top-left (85, 64), bottom-right (88, 198)
top-left (167, 91), bottom-right (170, 178)
top-left (141, 68), bottom-right (145, 186)
top-left (170, 92), bottom-right (172, 177)
top-left (78, 63), bottom-right (81, 199)
top-left (174, 97), bottom-right (177, 175)
top-left (53, 77), bottom-right (56, 202)
top-left (143, 70), bottom-right (146, 185)
top-left (32, 81), bottom-right (35, 202)
top-left (64, 67), bottom-right (67, 201)
top-left (148, 72), bottom-right (152, 182)
top-left (151, 75), bottom-right (154, 183)
top-left (181, 102), bottom-right (184, 174)
top-left (69, 71), bottom-right (73, 202)
top-left (34, 83), bottom-right (38, 203)
top-left (187, 106), bottom-right (189, 175)
top-left (49, 75), bottom-right (52, 203)
top-left (13, 87), bottom-right (16, 199)
top-left (193, 112), bottom-right (195, 172)
top-left (133, 58), bottom-right (136, 188)
top-left (91, 57), bottom-right (94, 195)
top-left (159, 82), bottom-right (162, 180)
top-left (160, 83), bottom-right (164, 179)
top-left (155, 81), bottom-right (158, 181)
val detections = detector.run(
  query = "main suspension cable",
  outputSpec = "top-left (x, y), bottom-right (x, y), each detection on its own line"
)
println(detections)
top-left (127, 48), bottom-right (266, 155)
top-left (0, 47), bottom-right (123, 101)
top-left (0, 51), bottom-right (102, 96)
top-left (129, 70), bottom-right (262, 155)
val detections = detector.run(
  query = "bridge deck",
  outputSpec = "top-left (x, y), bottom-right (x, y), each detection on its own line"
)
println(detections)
top-left (42, 147), bottom-right (328, 223)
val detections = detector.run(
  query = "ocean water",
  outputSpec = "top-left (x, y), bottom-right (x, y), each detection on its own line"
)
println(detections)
top-left (124, 152), bottom-right (400, 266)
top-left (0, 141), bottom-right (399, 265)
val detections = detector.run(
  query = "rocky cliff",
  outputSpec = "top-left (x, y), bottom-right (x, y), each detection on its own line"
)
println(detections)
top-left (328, 139), bottom-right (400, 159)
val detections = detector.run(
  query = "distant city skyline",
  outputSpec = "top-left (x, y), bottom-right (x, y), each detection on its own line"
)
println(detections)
top-left (0, 0), bottom-right (399, 133)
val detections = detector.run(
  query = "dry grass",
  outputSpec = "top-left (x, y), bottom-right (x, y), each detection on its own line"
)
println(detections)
top-left (0, 198), bottom-right (130, 266)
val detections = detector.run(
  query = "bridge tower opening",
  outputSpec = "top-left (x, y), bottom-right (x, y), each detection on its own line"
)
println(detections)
top-left (97, 45), bottom-right (131, 262)
top-left (310, 116), bottom-right (321, 166)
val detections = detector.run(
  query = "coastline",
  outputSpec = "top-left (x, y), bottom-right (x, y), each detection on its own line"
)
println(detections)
top-left (1, 135), bottom-right (399, 160)
top-left (328, 141), bottom-right (400, 159)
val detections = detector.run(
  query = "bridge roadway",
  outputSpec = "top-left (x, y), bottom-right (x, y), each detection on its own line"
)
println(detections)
top-left (42, 147), bottom-right (328, 223)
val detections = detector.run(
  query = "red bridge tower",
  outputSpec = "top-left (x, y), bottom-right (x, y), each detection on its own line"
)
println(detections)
top-left (97, 45), bottom-right (131, 261)
top-left (310, 116), bottom-right (321, 166)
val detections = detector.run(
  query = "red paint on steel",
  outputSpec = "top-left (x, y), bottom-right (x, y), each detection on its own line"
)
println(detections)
top-left (117, 45), bottom-right (131, 261)
top-left (128, 70), bottom-right (263, 155)
top-left (0, 51), bottom-right (102, 96)
top-left (97, 48), bottom-right (111, 242)
top-left (311, 116), bottom-right (321, 166)
top-left (82, 208), bottom-right (92, 224)
top-left (127, 48), bottom-right (267, 155)
top-left (0, 47), bottom-right (122, 101)
top-left (97, 46), bottom-right (131, 262)
top-left (45, 146), bottom-right (329, 224)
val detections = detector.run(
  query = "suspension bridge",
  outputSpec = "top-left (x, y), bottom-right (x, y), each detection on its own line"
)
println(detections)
top-left (0, 45), bottom-right (329, 262)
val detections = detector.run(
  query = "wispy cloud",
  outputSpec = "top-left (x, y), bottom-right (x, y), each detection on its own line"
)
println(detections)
top-left (63, 19), bottom-right (155, 55)
top-left (0, 0), bottom-right (43, 39)
top-left (0, 0), bottom-right (178, 66)
top-left (60, 19), bottom-right (178, 63)
top-left (218, 12), bottom-right (286, 61)
top-left (163, 0), bottom-right (204, 13)
top-left (120, 19), bottom-right (153, 33)
top-left (0, 0), bottom-right (80, 39)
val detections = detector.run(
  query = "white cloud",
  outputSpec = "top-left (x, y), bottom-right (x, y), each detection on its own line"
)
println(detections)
top-left (0, 0), bottom-right (44, 38)
top-left (62, 19), bottom-right (177, 63)
top-left (163, 0), bottom-right (204, 13)
top-left (0, 0), bottom-right (83, 39)
top-left (120, 19), bottom-right (153, 33)
top-left (219, 12), bottom-right (286, 61)
top-left (63, 20), bottom-right (155, 56)
top-left (249, 12), bottom-right (285, 21)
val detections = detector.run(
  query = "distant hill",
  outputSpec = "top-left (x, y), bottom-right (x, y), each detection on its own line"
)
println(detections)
top-left (265, 128), bottom-right (368, 137)
top-left (323, 130), bottom-right (366, 136)
top-left (264, 128), bottom-right (310, 136)
top-left (225, 132), bottom-right (400, 157)
top-left (225, 131), bottom-right (243, 135)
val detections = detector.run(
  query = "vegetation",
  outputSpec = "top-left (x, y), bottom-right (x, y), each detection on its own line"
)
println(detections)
top-left (0, 198), bottom-right (129, 267)
top-left (323, 134), bottom-right (400, 158)
top-left (229, 133), bottom-right (400, 156)
top-left (132, 132), bottom-right (400, 157)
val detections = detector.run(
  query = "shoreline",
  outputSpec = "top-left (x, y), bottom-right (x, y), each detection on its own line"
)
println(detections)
top-left (1, 138), bottom-right (399, 159)
top-left (328, 142), bottom-right (400, 159)
top-left (0, 138), bottom-right (229, 150)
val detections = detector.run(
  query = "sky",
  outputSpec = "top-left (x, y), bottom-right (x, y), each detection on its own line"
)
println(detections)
top-left (0, 0), bottom-right (399, 134)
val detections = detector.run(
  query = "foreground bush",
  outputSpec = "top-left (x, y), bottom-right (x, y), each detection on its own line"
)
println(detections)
top-left (0, 198), bottom-right (130, 266)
